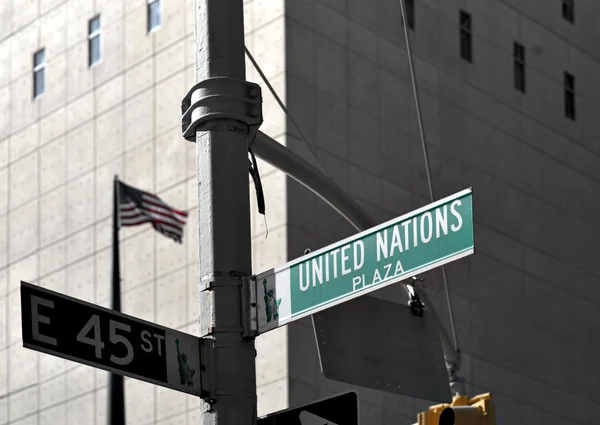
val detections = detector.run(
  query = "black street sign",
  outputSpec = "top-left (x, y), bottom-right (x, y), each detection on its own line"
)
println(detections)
top-left (257, 391), bottom-right (359, 424)
top-left (20, 281), bottom-right (203, 396)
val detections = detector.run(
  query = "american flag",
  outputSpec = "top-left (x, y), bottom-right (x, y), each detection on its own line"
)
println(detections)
top-left (117, 180), bottom-right (188, 243)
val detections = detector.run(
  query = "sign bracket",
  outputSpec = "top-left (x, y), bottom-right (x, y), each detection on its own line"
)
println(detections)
top-left (200, 271), bottom-right (248, 337)
top-left (200, 271), bottom-right (245, 291)
top-left (241, 275), bottom-right (258, 339)
top-left (407, 277), bottom-right (426, 317)
top-left (200, 337), bottom-right (216, 401)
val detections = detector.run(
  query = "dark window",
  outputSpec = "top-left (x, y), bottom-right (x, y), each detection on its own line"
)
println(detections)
top-left (562, 0), bottom-right (574, 23)
top-left (147, 0), bottom-right (162, 32)
top-left (405, 0), bottom-right (415, 30)
top-left (564, 72), bottom-right (575, 120)
top-left (88, 15), bottom-right (101, 66)
top-left (460, 10), bottom-right (472, 62)
top-left (513, 42), bottom-right (525, 93)
top-left (33, 49), bottom-right (46, 98)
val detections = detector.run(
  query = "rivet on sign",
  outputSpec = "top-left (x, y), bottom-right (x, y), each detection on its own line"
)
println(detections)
top-left (251, 108), bottom-right (259, 116)
top-left (249, 88), bottom-right (258, 96)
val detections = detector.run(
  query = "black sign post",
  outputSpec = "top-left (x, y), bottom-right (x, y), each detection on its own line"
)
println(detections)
top-left (20, 281), bottom-right (204, 396)
top-left (257, 391), bottom-right (359, 424)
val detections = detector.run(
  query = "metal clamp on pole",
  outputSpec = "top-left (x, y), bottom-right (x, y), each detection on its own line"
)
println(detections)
top-left (241, 275), bottom-right (258, 339)
top-left (200, 337), bottom-right (216, 402)
top-left (181, 77), bottom-right (263, 145)
top-left (199, 272), bottom-right (247, 337)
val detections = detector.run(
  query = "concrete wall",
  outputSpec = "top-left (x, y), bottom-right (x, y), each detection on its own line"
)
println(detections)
top-left (283, 0), bottom-right (600, 424)
top-left (0, 0), bottom-right (289, 423)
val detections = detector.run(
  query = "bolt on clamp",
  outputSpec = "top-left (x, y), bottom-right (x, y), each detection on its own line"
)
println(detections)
top-left (181, 77), bottom-right (263, 145)
top-left (241, 275), bottom-right (258, 339)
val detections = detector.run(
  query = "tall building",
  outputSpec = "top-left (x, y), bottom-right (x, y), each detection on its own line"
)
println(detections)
top-left (2, 0), bottom-right (600, 424)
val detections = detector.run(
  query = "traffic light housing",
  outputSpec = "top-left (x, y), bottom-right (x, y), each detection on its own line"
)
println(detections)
top-left (416, 393), bottom-right (495, 425)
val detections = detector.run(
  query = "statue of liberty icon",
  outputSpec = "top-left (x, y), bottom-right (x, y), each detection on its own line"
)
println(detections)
top-left (263, 279), bottom-right (282, 323)
top-left (175, 338), bottom-right (196, 387)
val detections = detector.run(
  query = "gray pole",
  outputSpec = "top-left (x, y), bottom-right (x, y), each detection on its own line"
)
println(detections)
top-left (194, 0), bottom-right (257, 424)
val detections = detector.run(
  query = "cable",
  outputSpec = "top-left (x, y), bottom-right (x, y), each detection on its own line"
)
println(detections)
top-left (398, 0), bottom-right (460, 352)
top-left (244, 46), bottom-right (329, 177)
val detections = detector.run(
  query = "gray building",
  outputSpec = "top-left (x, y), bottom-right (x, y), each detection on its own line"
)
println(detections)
top-left (1, 0), bottom-right (600, 424)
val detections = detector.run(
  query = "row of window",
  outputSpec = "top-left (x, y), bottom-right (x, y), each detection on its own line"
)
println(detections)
top-left (33, 1), bottom-right (580, 121)
top-left (405, 0), bottom-right (576, 31)
top-left (33, 0), bottom-right (162, 98)
top-left (458, 8), bottom-right (577, 120)
top-left (407, 0), bottom-right (579, 120)
top-left (406, 1), bottom-right (578, 121)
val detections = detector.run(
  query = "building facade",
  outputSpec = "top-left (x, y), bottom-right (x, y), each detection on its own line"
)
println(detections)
top-left (2, 0), bottom-right (600, 424)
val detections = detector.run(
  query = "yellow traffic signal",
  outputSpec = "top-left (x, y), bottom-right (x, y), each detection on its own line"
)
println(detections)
top-left (416, 393), bottom-right (495, 425)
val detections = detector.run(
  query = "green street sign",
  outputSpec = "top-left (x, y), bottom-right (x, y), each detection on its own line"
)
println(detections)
top-left (255, 188), bottom-right (474, 334)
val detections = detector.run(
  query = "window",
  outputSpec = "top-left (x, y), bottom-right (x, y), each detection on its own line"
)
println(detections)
top-left (459, 10), bottom-right (472, 62)
top-left (33, 49), bottom-right (46, 98)
top-left (88, 15), bottom-right (101, 66)
top-left (564, 72), bottom-right (575, 120)
top-left (147, 0), bottom-right (162, 32)
top-left (562, 0), bottom-right (574, 23)
top-left (513, 42), bottom-right (525, 93)
top-left (404, 0), bottom-right (415, 30)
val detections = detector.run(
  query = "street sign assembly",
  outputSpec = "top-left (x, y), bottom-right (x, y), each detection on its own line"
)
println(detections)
top-left (20, 281), bottom-right (203, 396)
top-left (255, 188), bottom-right (473, 333)
top-left (257, 391), bottom-right (358, 424)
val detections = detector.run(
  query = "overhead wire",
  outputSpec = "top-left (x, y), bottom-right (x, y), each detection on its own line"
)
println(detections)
top-left (245, 45), bottom-right (365, 242)
top-left (398, 0), bottom-right (460, 352)
top-left (244, 46), bottom-right (329, 178)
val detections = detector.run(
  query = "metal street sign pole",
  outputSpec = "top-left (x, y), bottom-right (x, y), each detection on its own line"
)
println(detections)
top-left (20, 281), bottom-right (203, 396)
top-left (254, 188), bottom-right (474, 334)
top-left (183, 0), bottom-right (259, 423)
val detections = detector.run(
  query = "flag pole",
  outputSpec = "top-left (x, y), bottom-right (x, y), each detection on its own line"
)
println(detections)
top-left (109, 175), bottom-right (125, 425)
